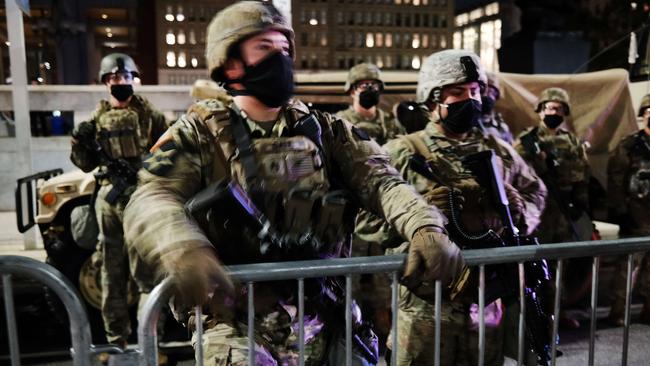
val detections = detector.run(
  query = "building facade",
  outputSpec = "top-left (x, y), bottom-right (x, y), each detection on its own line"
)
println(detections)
top-left (292, 0), bottom-right (454, 71)
top-left (453, 1), bottom-right (502, 72)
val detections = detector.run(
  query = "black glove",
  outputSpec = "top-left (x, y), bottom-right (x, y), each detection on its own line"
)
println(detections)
top-left (72, 121), bottom-right (96, 144)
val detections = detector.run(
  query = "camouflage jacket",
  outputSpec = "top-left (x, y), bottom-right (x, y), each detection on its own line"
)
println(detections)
top-left (608, 129), bottom-right (650, 236)
top-left (70, 94), bottom-right (168, 181)
top-left (356, 119), bottom-right (547, 248)
top-left (336, 106), bottom-right (405, 145)
top-left (123, 98), bottom-right (444, 297)
top-left (514, 124), bottom-right (590, 214)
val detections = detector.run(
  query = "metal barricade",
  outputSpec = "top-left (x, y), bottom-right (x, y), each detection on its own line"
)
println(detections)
top-left (136, 236), bottom-right (650, 366)
top-left (0, 255), bottom-right (122, 366)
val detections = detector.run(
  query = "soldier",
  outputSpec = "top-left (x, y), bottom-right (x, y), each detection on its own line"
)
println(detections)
top-left (478, 72), bottom-right (513, 144)
top-left (606, 94), bottom-right (650, 326)
top-left (514, 87), bottom-right (592, 329)
top-left (394, 101), bottom-right (430, 134)
top-left (356, 49), bottom-right (546, 365)
top-left (122, 2), bottom-right (463, 364)
top-left (70, 53), bottom-right (168, 348)
top-left (336, 63), bottom-right (405, 145)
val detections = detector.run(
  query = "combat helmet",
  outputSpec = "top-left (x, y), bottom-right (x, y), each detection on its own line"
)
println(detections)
top-left (206, 1), bottom-right (295, 82)
top-left (638, 94), bottom-right (650, 117)
top-left (98, 53), bottom-right (139, 83)
top-left (344, 63), bottom-right (384, 93)
top-left (416, 49), bottom-right (487, 103)
top-left (486, 72), bottom-right (501, 99)
top-left (535, 87), bottom-right (571, 115)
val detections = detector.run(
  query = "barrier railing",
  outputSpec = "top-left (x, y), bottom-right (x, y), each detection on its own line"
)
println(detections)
top-left (137, 236), bottom-right (650, 366)
top-left (0, 256), bottom-right (123, 366)
top-left (4, 236), bottom-right (650, 365)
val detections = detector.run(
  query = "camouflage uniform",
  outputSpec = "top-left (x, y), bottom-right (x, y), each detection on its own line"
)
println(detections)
top-left (123, 4), bottom-right (452, 364)
top-left (607, 125), bottom-right (650, 314)
top-left (71, 93), bottom-right (167, 343)
top-left (514, 89), bottom-right (591, 244)
top-left (356, 49), bottom-right (546, 366)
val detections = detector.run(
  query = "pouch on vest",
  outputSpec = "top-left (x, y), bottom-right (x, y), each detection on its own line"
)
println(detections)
top-left (96, 108), bottom-right (140, 159)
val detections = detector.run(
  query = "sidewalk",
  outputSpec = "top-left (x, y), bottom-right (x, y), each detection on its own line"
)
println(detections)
top-left (0, 210), bottom-right (46, 261)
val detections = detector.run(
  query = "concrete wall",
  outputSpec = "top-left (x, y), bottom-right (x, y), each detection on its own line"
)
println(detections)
top-left (0, 85), bottom-right (194, 210)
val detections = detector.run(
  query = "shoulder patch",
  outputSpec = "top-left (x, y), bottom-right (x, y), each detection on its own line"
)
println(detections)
top-left (142, 139), bottom-right (179, 176)
top-left (352, 126), bottom-right (370, 141)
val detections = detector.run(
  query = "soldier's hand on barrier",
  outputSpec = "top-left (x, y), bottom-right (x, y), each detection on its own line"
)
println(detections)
top-left (423, 186), bottom-right (464, 217)
top-left (71, 121), bottom-right (96, 145)
top-left (163, 246), bottom-right (234, 307)
top-left (402, 226), bottom-right (465, 290)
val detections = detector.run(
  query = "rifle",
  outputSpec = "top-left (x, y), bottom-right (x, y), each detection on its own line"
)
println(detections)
top-left (409, 149), bottom-right (553, 365)
top-left (80, 131), bottom-right (139, 204)
top-left (185, 179), bottom-right (379, 364)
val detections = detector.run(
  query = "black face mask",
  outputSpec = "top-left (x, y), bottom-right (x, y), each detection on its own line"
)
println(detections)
top-left (543, 114), bottom-right (564, 129)
top-left (358, 90), bottom-right (380, 109)
top-left (440, 99), bottom-right (482, 134)
top-left (229, 52), bottom-right (294, 108)
top-left (110, 84), bottom-right (133, 102)
top-left (481, 95), bottom-right (496, 114)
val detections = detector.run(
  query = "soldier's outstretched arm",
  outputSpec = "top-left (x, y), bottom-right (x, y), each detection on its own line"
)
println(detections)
top-left (326, 115), bottom-right (463, 286)
top-left (123, 116), bottom-right (232, 306)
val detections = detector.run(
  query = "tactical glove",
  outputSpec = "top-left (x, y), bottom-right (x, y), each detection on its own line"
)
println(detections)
top-left (402, 226), bottom-right (465, 292)
top-left (72, 121), bottom-right (96, 145)
top-left (423, 185), bottom-right (464, 217)
top-left (162, 246), bottom-right (234, 307)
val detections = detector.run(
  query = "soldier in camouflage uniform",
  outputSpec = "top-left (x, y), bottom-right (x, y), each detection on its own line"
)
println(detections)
top-left (336, 63), bottom-right (405, 145)
top-left (514, 87), bottom-right (592, 329)
top-left (606, 94), bottom-right (650, 326)
top-left (70, 53), bottom-right (168, 347)
top-left (514, 87), bottom-right (591, 244)
top-left (122, 2), bottom-right (463, 365)
top-left (478, 72), bottom-right (513, 144)
top-left (356, 49), bottom-right (546, 365)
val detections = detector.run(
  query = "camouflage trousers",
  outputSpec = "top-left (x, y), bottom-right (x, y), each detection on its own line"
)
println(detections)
top-left (96, 183), bottom-right (154, 343)
top-left (194, 305), bottom-right (329, 365)
top-left (388, 284), bottom-right (505, 366)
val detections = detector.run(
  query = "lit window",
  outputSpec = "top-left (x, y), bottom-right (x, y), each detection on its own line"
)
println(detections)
top-left (189, 30), bottom-right (196, 45)
top-left (412, 55), bottom-right (421, 69)
top-left (166, 30), bottom-right (175, 45)
top-left (176, 6), bottom-right (185, 22)
top-left (440, 36), bottom-right (447, 48)
top-left (423, 0), bottom-right (428, 4)
top-left (178, 52), bottom-right (187, 68)
top-left (177, 30), bottom-right (186, 45)
top-left (191, 57), bottom-right (198, 68)
top-left (385, 33), bottom-right (393, 47)
top-left (453, 31), bottom-right (461, 49)
top-left (366, 33), bottom-right (374, 48)
top-left (321, 10), bottom-right (327, 25)
top-left (376, 55), bottom-right (384, 68)
top-left (431, 34), bottom-right (438, 48)
top-left (376, 33), bottom-right (383, 47)
top-left (395, 0), bottom-right (401, 4)
top-left (321, 34), bottom-right (328, 46)
top-left (166, 51), bottom-right (176, 67)
top-left (412, 34), bottom-right (420, 48)
top-left (386, 55), bottom-right (393, 68)
top-left (422, 34), bottom-right (429, 48)
top-left (469, 8), bottom-right (482, 22)
top-left (165, 6), bottom-right (174, 21)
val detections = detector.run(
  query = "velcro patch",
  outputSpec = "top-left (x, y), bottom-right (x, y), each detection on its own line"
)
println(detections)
top-left (352, 126), bottom-right (370, 141)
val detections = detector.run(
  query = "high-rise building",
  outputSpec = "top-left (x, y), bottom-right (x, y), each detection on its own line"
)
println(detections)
top-left (292, 0), bottom-right (454, 71)
top-left (453, 1), bottom-right (503, 72)
top-left (155, 0), bottom-right (233, 85)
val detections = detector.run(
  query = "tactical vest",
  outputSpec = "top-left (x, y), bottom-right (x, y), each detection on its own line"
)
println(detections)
top-left (400, 130), bottom-right (508, 241)
top-left (189, 100), bottom-right (355, 265)
top-left (627, 132), bottom-right (650, 200)
top-left (94, 96), bottom-right (153, 160)
top-left (529, 128), bottom-right (587, 189)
